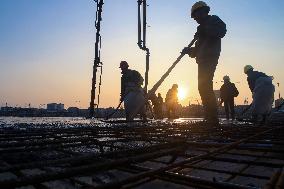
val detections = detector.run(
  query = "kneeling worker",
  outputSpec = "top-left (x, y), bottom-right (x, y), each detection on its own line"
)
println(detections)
top-left (120, 61), bottom-right (146, 121)
top-left (244, 65), bottom-right (275, 124)
top-left (219, 75), bottom-right (239, 120)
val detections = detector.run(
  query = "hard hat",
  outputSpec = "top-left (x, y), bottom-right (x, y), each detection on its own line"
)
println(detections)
top-left (172, 84), bottom-right (178, 88)
top-left (119, 61), bottom-right (129, 68)
top-left (223, 75), bottom-right (230, 81)
top-left (244, 65), bottom-right (253, 74)
top-left (191, 1), bottom-right (210, 17)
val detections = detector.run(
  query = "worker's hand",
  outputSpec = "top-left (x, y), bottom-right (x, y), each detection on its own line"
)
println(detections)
top-left (181, 47), bottom-right (196, 58)
top-left (181, 47), bottom-right (190, 55)
top-left (181, 47), bottom-right (195, 55)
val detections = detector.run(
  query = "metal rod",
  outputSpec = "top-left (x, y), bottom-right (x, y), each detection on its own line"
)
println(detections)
top-left (148, 37), bottom-right (197, 96)
top-left (92, 127), bottom-right (281, 188)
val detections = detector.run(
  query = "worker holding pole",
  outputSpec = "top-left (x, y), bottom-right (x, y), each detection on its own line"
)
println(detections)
top-left (119, 61), bottom-right (146, 121)
top-left (181, 1), bottom-right (227, 124)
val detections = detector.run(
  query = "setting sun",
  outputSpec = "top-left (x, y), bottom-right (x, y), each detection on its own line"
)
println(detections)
top-left (178, 87), bottom-right (187, 101)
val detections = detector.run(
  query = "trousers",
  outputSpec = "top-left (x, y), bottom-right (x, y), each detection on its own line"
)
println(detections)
top-left (197, 58), bottom-right (218, 121)
top-left (224, 98), bottom-right (235, 119)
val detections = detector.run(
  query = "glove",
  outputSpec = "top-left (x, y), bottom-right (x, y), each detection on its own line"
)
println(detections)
top-left (181, 47), bottom-right (196, 58)
top-left (181, 47), bottom-right (191, 55)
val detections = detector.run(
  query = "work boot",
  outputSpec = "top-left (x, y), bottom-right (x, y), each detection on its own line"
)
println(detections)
top-left (203, 117), bottom-right (219, 126)
top-left (251, 114), bottom-right (258, 125)
top-left (258, 115), bottom-right (267, 126)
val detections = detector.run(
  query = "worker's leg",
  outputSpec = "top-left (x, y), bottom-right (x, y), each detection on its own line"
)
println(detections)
top-left (167, 105), bottom-right (171, 118)
top-left (224, 101), bottom-right (229, 120)
top-left (251, 114), bottom-right (258, 124)
top-left (260, 114), bottom-right (267, 125)
top-left (198, 58), bottom-right (218, 123)
top-left (229, 98), bottom-right (235, 120)
top-left (158, 105), bottom-right (163, 119)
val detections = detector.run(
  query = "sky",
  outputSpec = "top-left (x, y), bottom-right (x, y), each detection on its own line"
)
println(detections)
top-left (0, 0), bottom-right (284, 108)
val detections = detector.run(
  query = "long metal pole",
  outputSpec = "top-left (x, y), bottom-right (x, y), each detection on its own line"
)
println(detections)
top-left (148, 38), bottom-right (197, 97)
top-left (89, 0), bottom-right (104, 118)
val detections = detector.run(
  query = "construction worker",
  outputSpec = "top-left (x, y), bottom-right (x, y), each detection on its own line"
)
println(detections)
top-left (219, 76), bottom-right (239, 120)
top-left (181, 1), bottom-right (226, 124)
top-left (244, 65), bottom-right (275, 124)
top-left (120, 61), bottom-right (146, 121)
top-left (155, 93), bottom-right (164, 119)
top-left (165, 84), bottom-right (179, 119)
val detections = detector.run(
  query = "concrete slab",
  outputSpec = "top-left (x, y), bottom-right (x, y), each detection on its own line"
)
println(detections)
top-left (42, 180), bottom-right (79, 189)
top-left (215, 153), bottom-right (257, 161)
top-left (183, 169), bottom-right (231, 182)
top-left (230, 176), bottom-right (268, 188)
top-left (134, 179), bottom-right (193, 189)
top-left (185, 149), bottom-right (207, 156)
top-left (73, 176), bottom-right (94, 186)
top-left (15, 186), bottom-right (36, 189)
top-left (20, 168), bottom-right (46, 176)
top-left (229, 149), bottom-right (265, 156)
top-left (154, 156), bottom-right (173, 163)
top-left (256, 158), bottom-right (284, 165)
top-left (91, 169), bottom-right (133, 184)
top-left (205, 161), bottom-right (247, 172)
top-left (136, 161), bottom-right (167, 169)
top-left (0, 172), bottom-right (17, 181)
top-left (243, 165), bottom-right (278, 177)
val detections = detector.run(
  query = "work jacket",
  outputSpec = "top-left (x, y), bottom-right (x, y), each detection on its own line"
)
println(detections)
top-left (165, 88), bottom-right (178, 106)
top-left (220, 82), bottom-right (239, 101)
top-left (247, 71), bottom-right (269, 92)
top-left (121, 69), bottom-right (144, 99)
top-left (194, 15), bottom-right (227, 61)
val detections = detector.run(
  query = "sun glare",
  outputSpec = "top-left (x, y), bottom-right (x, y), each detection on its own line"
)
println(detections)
top-left (178, 87), bottom-right (187, 101)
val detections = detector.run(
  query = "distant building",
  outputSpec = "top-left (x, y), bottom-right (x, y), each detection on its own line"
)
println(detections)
top-left (1, 106), bottom-right (13, 112)
top-left (47, 103), bottom-right (64, 112)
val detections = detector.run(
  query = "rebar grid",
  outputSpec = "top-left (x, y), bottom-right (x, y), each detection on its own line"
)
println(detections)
top-left (0, 121), bottom-right (283, 189)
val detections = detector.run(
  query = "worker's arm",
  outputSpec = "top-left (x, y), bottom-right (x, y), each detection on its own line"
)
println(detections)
top-left (120, 77), bottom-right (125, 102)
top-left (247, 77), bottom-right (254, 92)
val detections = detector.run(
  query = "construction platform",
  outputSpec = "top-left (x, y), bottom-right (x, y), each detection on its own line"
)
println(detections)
top-left (0, 120), bottom-right (283, 189)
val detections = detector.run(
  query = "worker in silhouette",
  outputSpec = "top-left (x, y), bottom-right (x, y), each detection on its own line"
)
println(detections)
top-left (165, 84), bottom-right (179, 119)
top-left (120, 61), bottom-right (146, 121)
top-left (244, 65), bottom-right (275, 124)
top-left (150, 93), bottom-right (164, 119)
top-left (181, 1), bottom-right (226, 124)
top-left (219, 76), bottom-right (239, 120)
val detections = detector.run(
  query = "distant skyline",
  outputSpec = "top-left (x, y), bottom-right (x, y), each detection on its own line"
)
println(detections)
top-left (1, 0), bottom-right (284, 108)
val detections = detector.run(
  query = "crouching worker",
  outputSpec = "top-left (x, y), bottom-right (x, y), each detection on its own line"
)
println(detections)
top-left (244, 65), bottom-right (275, 124)
top-left (219, 75), bottom-right (239, 120)
top-left (120, 61), bottom-right (146, 121)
